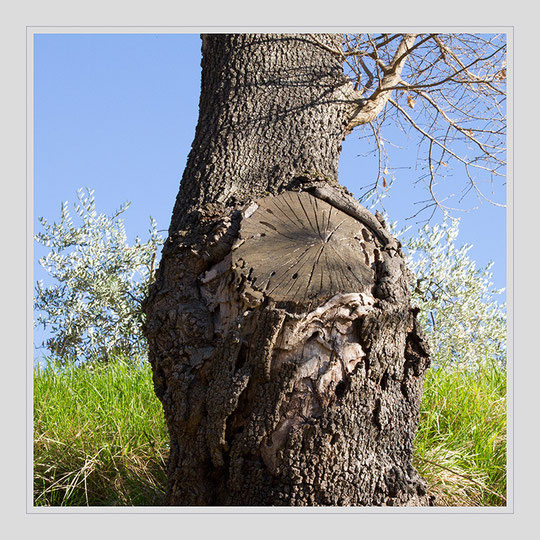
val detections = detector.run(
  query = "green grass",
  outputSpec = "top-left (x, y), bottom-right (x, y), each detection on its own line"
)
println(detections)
top-left (413, 361), bottom-right (507, 506)
top-left (33, 358), bottom-right (168, 506)
top-left (33, 357), bottom-right (506, 507)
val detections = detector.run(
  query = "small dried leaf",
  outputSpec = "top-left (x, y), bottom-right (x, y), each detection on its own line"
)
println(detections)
top-left (382, 177), bottom-right (387, 187)
top-left (407, 94), bottom-right (415, 108)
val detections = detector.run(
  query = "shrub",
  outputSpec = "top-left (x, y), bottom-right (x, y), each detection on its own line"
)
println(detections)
top-left (403, 219), bottom-right (506, 369)
top-left (34, 188), bottom-right (163, 365)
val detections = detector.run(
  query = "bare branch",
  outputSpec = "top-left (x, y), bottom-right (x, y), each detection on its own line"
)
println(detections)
top-left (388, 96), bottom-right (504, 178)
top-left (340, 32), bottom-right (506, 217)
top-left (346, 34), bottom-right (419, 130)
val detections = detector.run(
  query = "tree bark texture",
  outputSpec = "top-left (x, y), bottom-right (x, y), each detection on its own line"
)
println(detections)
top-left (143, 34), bottom-right (434, 506)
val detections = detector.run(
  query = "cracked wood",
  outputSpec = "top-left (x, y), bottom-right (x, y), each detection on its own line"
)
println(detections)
top-left (232, 191), bottom-right (377, 306)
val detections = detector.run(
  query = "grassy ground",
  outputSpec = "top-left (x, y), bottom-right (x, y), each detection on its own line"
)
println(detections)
top-left (33, 359), bottom-right (168, 506)
top-left (413, 361), bottom-right (507, 506)
top-left (33, 358), bottom-right (506, 507)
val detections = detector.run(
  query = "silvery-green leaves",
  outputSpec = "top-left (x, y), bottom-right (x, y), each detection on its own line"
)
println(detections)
top-left (403, 220), bottom-right (506, 370)
top-left (34, 188), bottom-right (163, 365)
top-left (35, 189), bottom-right (505, 371)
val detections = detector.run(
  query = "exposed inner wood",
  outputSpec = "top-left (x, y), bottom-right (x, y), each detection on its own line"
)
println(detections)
top-left (232, 191), bottom-right (378, 306)
top-left (261, 292), bottom-right (375, 473)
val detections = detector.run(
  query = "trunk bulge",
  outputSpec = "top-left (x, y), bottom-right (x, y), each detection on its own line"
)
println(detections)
top-left (143, 33), bottom-right (434, 506)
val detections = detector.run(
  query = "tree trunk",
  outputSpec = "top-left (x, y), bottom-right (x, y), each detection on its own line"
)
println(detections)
top-left (143, 33), bottom-right (434, 506)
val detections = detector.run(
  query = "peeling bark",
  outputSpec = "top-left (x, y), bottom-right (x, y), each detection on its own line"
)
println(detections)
top-left (143, 33), bottom-right (433, 506)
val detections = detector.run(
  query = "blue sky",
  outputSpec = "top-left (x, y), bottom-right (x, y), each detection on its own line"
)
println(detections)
top-left (33, 33), bottom-right (507, 355)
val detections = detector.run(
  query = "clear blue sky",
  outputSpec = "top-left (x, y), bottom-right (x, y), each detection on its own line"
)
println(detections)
top-left (33, 33), bottom-right (507, 354)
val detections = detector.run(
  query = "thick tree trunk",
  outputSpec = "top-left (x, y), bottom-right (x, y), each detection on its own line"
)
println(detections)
top-left (143, 33), bottom-right (434, 506)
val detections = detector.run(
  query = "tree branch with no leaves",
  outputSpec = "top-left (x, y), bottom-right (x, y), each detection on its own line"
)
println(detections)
top-left (340, 32), bottom-right (506, 217)
top-left (345, 34), bottom-right (421, 131)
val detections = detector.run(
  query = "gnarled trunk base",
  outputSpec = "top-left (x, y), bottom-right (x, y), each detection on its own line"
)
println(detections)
top-left (144, 181), bottom-right (434, 506)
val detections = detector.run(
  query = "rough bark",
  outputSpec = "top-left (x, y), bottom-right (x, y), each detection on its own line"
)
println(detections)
top-left (143, 33), bottom-right (434, 506)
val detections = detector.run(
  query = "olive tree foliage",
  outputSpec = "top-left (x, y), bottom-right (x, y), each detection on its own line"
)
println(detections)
top-left (326, 33), bottom-right (507, 218)
top-left (34, 189), bottom-right (504, 371)
top-left (34, 188), bottom-right (163, 365)
top-left (401, 219), bottom-right (506, 369)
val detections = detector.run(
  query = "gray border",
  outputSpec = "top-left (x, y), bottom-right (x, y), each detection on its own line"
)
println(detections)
top-left (506, 24), bottom-right (514, 516)
top-left (27, 25), bottom-right (513, 516)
